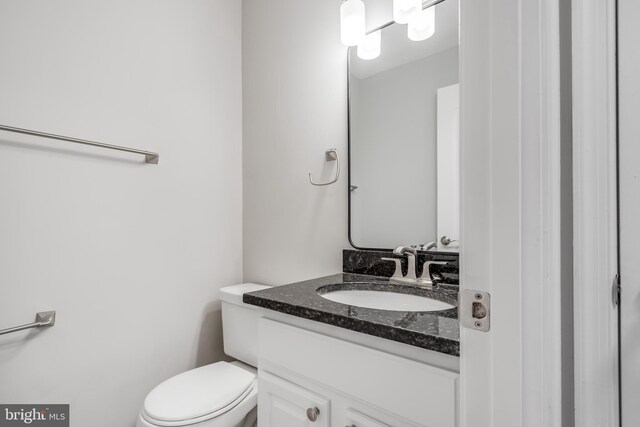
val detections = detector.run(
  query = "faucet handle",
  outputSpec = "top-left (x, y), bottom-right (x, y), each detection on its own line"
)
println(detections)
top-left (419, 261), bottom-right (448, 282)
top-left (381, 257), bottom-right (403, 279)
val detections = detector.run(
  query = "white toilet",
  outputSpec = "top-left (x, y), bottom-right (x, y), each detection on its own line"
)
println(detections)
top-left (137, 283), bottom-right (270, 427)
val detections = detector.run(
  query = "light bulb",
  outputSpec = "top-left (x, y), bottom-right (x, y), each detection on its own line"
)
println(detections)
top-left (341, 0), bottom-right (366, 46)
top-left (393, 0), bottom-right (422, 24)
top-left (357, 30), bottom-right (381, 60)
top-left (408, 6), bottom-right (436, 41)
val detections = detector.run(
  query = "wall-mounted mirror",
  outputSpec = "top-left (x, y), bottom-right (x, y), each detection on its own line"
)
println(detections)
top-left (348, 0), bottom-right (459, 251)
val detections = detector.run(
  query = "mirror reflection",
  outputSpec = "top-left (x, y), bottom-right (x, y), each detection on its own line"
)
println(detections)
top-left (348, 0), bottom-right (460, 251)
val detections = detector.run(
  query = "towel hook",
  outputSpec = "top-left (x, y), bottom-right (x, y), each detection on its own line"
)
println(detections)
top-left (309, 148), bottom-right (340, 186)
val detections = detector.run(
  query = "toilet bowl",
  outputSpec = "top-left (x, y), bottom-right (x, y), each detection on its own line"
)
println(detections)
top-left (136, 283), bottom-right (270, 427)
top-left (137, 361), bottom-right (257, 427)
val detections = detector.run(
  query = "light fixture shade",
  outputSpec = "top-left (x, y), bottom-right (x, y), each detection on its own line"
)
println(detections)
top-left (408, 6), bottom-right (436, 41)
top-left (393, 0), bottom-right (422, 24)
top-left (341, 0), bottom-right (366, 46)
top-left (357, 30), bottom-right (381, 60)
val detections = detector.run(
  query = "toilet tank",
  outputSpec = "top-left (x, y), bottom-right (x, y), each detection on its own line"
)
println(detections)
top-left (220, 283), bottom-right (271, 367)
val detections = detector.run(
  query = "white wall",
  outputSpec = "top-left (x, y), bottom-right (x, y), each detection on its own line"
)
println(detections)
top-left (0, 1), bottom-right (242, 426)
top-left (350, 48), bottom-right (459, 248)
top-left (242, 0), bottom-right (349, 285)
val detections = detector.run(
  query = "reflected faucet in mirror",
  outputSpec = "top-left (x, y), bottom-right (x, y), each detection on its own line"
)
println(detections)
top-left (414, 242), bottom-right (437, 251)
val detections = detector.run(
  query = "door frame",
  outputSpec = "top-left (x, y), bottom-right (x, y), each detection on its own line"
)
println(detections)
top-left (459, 0), bottom-right (563, 425)
top-left (572, 0), bottom-right (620, 426)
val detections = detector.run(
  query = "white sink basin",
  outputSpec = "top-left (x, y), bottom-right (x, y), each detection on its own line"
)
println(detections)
top-left (320, 289), bottom-right (455, 312)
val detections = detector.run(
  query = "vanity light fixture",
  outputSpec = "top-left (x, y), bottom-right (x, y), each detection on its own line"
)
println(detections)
top-left (407, 6), bottom-right (436, 41)
top-left (340, 0), bottom-right (366, 46)
top-left (393, 0), bottom-right (422, 24)
top-left (345, 1), bottom-right (439, 59)
top-left (357, 30), bottom-right (381, 60)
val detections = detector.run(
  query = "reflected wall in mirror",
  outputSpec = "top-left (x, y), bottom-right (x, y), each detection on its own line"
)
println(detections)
top-left (348, 0), bottom-right (459, 251)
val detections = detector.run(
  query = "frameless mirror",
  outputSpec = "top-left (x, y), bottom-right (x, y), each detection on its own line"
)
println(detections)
top-left (348, 0), bottom-right (460, 251)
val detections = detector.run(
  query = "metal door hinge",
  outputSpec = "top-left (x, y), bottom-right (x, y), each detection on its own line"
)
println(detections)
top-left (613, 274), bottom-right (620, 306)
top-left (458, 289), bottom-right (491, 332)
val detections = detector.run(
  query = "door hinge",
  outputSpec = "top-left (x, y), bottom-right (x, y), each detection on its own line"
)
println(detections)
top-left (613, 274), bottom-right (620, 306)
top-left (458, 289), bottom-right (491, 332)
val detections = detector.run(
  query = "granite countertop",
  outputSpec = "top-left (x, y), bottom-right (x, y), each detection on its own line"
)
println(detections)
top-left (243, 273), bottom-right (460, 357)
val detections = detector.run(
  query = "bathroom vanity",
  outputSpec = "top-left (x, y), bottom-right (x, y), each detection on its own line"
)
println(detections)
top-left (243, 0), bottom-right (462, 424)
top-left (245, 273), bottom-right (460, 427)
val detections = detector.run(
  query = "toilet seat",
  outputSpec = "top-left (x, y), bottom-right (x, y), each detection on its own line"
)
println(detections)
top-left (140, 362), bottom-right (257, 427)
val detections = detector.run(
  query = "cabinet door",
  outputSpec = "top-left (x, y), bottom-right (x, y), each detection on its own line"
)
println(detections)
top-left (258, 371), bottom-right (330, 427)
top-left (342, 408), bottom-right (390, 427)
top-left (260, 318), bottom-right (458, 426)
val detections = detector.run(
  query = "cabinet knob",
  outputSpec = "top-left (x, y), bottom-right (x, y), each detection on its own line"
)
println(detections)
top-left (306, 407), bottom-right (320, 422)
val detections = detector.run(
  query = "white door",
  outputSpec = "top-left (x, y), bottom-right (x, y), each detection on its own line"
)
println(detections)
top-left (458, 0), bottom-right (563, 426)
top-left (618, 0), bottom-right (640, 423)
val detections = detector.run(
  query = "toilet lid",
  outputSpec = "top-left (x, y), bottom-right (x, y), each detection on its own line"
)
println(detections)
top-left (143, 361), bottom-right (256, 423)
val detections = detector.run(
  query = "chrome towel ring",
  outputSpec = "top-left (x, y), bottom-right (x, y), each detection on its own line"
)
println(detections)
top-left (309, 148), bottom-right (340, 186)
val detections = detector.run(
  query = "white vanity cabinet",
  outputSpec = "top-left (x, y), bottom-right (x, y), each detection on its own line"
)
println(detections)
top-left (341, 408), bottom-right (390, 427)
top-left (259, 371), bottom-right (404, 427)
top-left (259, 372), bottom-right (330, 427)
top-left (257, 318), bottom-right (459, 427)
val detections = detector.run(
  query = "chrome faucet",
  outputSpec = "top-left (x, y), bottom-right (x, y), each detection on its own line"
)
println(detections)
top-left (381, 246), bottom-right (448, 289)
top-left (393, 246), bottom-right (418, 280)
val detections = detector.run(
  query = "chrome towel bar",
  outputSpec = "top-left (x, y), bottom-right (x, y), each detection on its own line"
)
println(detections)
top-left (0, 311), bottom-right (56, 336)
top-left (0, 124), bottom-right (159, 164)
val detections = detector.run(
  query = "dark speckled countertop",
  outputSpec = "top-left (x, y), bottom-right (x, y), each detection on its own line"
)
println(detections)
top-left (243, 273), bottom-right (460, 357)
